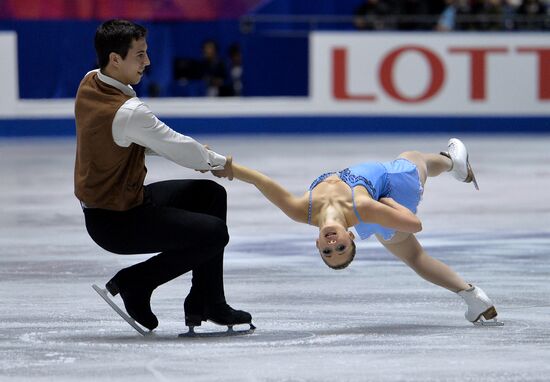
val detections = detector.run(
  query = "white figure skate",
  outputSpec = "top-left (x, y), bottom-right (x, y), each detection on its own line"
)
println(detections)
top-left (441, 138), bottom-right (479, 190)
top-left (457, 285), bottom-right (503, 326)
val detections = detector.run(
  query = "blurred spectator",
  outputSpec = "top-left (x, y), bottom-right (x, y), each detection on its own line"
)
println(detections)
top-left (503, 0), bottom-right (522, 29)
top-left (436, 0), bottom-right (459, 30)
top-left (452, 0), bottom-right (504, 30)
top-left (353, 0), bottom-right (395, 30)
top-left (481, 0), bottom-right (505, 30)
top-left (460, 0), bottom-right (484, 29)
top-left (172, 40), bottom-right (227, 97)
top-left (221, 43), bottom-right (243, 97)
top-left (427, 0), bottom-right (448, 14)
top-left (354, 0), bottom-right (548, 32)
top-left (395, 0), bottom-right (430, 29)
top-left (173, 56), bottom-right (204, 97)
top-left (452, 0), bottom-right (475, 29)
top-left (200, 39), bottom-right (227, 97)
top-left (515, 0), bottom-right (547, 29)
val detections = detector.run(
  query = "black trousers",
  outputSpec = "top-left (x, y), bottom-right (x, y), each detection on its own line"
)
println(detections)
top-left (83, 179), bottom-right (229, 305)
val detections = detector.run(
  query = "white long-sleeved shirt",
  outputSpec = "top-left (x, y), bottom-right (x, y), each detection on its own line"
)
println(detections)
top-left (93, 69), bottom-right (226, 170)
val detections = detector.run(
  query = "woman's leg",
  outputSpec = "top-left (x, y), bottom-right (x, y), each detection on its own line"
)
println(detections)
top-left (376, 232), bottom-right (501, 324)
top-left (398, 151), bottom-right (452, 187)
top-left (376, 232), bottom-right (469, 292)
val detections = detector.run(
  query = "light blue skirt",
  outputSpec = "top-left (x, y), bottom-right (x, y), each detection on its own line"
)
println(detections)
top-left (351, 158), bottom-right (424, 241)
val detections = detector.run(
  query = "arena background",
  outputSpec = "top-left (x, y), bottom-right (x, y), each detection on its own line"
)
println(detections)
top-left (1, 0), bottom-right (549, 135)
top-left (1, 1), bottom-right (550, 381)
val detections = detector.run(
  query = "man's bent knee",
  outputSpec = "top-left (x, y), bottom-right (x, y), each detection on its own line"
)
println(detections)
top-left (203, 179), bottom-right (227, 197)
top-left (210, 219), bottom-right (229, 248)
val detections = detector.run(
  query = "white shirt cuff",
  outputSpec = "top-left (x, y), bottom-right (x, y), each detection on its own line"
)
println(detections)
top-left (208, 151), bottom-right (227, 170)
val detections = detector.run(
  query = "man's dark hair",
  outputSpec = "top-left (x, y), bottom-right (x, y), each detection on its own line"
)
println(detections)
top-left (321, 240), bottom-right (357, 270)
top-left (95, 19), bottom-right (147, 69)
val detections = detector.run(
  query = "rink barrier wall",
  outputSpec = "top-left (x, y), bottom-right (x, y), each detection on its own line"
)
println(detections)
top-left (1, 116), bottom-right (549, 137)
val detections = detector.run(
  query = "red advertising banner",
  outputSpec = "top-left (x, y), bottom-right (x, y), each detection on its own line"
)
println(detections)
top-left (311, 33), bottom-right (550, 115)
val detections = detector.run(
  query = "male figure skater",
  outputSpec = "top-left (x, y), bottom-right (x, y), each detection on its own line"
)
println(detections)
top-left (74, 19), bottom-right (251, 332)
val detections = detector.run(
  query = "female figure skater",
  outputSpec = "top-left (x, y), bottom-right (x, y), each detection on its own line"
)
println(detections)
top-left (216, 138), bottom-right (501, 326)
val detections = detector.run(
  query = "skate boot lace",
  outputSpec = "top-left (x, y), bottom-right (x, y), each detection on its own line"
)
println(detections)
top-left (448, 141), bottom-right (457, 158)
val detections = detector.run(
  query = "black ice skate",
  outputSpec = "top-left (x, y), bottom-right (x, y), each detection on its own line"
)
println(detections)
top-left (92, 284), bottom-right (154, 336)
top-left (179, 299), bottom-right (255, 338)
top-left (92, 276), bottom-right (158, 335)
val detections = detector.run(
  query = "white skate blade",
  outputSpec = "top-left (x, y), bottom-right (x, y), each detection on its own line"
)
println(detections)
top-left (467, 161), bottom-right (479, 190)
top-left (92, 284), bottom-right (151, 336)
top-left (178, 323), bottom-right (256, 338)
top-left (473, 319), bottom-right (504, 327)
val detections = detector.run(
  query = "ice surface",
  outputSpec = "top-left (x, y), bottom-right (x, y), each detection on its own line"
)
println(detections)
top-left (1, 135), bottom-right (549, 381)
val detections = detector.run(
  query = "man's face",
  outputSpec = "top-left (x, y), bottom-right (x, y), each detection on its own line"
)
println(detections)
top-left (203, 42), bottom-right (217, 60)
top-left (116, 38), bottom-right (150, 85)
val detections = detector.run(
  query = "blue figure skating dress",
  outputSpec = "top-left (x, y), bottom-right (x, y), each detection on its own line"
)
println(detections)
top-left (308, 158), bottom-right (423, 240)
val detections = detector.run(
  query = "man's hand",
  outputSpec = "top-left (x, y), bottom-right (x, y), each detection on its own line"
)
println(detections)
top-left (211, 155), bottom-right (234, 180)
top-left (194, 144), bottom-right (212, 173)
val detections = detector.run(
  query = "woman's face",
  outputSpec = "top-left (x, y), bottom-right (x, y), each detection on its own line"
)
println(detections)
top-left (316, 225), bottom-right (355, 268)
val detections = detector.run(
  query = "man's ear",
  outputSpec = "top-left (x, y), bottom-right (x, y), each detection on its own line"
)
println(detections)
top-left (109, 52), bottom-right (121, 67)
top-left (348, 231), bottom-right (355, 240)
top-left (315, 239), bottom-right (320, 249)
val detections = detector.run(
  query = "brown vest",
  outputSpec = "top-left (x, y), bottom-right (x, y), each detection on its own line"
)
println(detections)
top-left (74, 72), bottom-right (147, 211)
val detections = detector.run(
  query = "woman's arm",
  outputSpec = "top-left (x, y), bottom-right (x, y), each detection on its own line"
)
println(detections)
top-left (221, 161), bottom-right (307, 223)
top-left (358, 197), bottom-right (422, 233)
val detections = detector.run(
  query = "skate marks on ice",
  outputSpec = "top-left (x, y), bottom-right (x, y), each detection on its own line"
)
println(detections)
top-left (15, 323), bottom-right (315, 345)
top-left (2, 137), bottom-right (550, 380)
top-left (4, 232), bottom-right (550, 382)
top-left (88, 231), bottom-right (547, 346)
top-left (15, 319), bottom-right (511, 349)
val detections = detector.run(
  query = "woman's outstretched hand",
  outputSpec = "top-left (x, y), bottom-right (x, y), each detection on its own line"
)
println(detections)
top-left (211, 155), bottom-right (234, 180)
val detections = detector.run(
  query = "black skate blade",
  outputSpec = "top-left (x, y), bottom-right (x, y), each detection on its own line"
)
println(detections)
top-left (178, 323), bottom-right (256, 338)
top-left (92, 284), bottom-right (152, 336)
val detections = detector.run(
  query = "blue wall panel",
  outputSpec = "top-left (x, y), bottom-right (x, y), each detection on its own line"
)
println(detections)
top-left (1, 116), bottom-right (549, 137)
top-left (0, 20), bottom-right (249, 98)
top-left (241, 34), bottom-right (308, 96)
